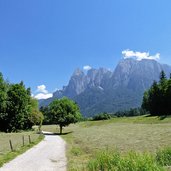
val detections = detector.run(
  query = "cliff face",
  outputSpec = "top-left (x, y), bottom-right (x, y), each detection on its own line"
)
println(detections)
top-left (40, 59), bottom-right (171, 117)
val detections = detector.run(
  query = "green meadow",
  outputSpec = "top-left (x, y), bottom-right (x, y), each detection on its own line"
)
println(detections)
top-left (42, 115), bottom-right (171, 170)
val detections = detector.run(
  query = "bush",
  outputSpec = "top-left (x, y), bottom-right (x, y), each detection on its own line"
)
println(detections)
top-left (114, 108), bottom-right (146, 117)
top-left (93, 113), bottom-right (111, 121)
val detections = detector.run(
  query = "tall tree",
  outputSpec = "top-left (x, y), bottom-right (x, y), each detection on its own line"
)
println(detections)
top-left (49, 97), bottom-right (82, 134)
top-left (0, 72), bottom-right (43, 132)
top-left (40, 106), bottom-right (52, 125)
top-left (159, 71), bottom-right (168, 115)
top-left (148, 81), bottom-right (161, 115)
top-left (28, 98), bottom-right (44, 129)
top-left (142, 71), bottom-right (171, 116)
top-left (6, 83), bottom-right (31, 131)
top-left (165, 78), bottom-right (171, 115)
top-left (160, 70), bottom-right (167, 83)
top-left (0, 73), bottom-right (8, 131)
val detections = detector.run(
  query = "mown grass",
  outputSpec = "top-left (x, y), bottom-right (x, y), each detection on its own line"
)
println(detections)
top-left (42, 115), bottom-right (171, 170)
top-left (0, 131), bottom-right (44, 167)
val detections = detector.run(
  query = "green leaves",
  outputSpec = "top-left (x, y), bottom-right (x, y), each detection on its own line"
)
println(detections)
top-left (142, 70), bottom-right (171, 116)
top-left (0, 73), bottom-right (43, 132)
top-left (49, 97), bottom-right (82, 134)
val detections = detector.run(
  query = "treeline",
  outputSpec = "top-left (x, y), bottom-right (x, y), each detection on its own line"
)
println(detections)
top-left (142, 71), bottom-right (171, 116)
top-left (92, 112), bottom-right (112, 121)
top-left (84, 108), bottom-right (146, 121)
top-left (114, 108), bottom-right (146, 117)
top-left (0, 73), bottom-right (43, 132)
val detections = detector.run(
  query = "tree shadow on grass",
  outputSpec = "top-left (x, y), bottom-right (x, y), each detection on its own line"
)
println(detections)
top-left (145, 114), bottom-right (152, 117)
top-left (158, 115), bottom-right (167, 120)
top-left (42, 131), bottom-right (73, 136)
top-left (145, 114), bottom-right (167, 120)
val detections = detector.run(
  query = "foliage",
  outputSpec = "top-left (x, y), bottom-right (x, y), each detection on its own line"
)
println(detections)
top-left (0, 72), bottom-right (42, 132)
top-left (92, 113), bottom-right (111, 121)
top-left (87, 150), bottom-right (164, 171)
top-left (0, 73), bottom-right (8, 132)
top-left (156, 147), bottom-right (171, 166)
top-left (87, 147), bottom-right (171, 171)
top-left (114, 107), bottom-right (146, 117)
top-left (40, 106), bottom-right (52, 125)
top-left (142, 70), bottom-right (171, 116)
top-left (49, 97), bottom-right (82, 134)
top-left (29, 98), bottom-right (44, 128)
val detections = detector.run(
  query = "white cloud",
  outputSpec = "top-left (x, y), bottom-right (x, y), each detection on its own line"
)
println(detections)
top-left (34, 84), bottom-right (53, 100)
top-left (34, 93), bottom-right (53, 100)
top-left (83, 65), bottom-right (92, 71)
top-left (36, 85), bottom-right (48, 94)
top-left (122, 49), bottom-right (160, 61)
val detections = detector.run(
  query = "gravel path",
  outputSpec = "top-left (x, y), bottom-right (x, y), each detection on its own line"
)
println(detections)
top-left (0, 132), bottom-right (67, 171)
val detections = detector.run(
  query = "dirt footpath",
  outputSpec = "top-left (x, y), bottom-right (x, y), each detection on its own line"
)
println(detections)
top-left (0, 132), bottom-right (67, 171)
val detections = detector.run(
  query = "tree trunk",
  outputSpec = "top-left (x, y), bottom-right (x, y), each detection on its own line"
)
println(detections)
top-left (60, 125), bottom-right (63, 134)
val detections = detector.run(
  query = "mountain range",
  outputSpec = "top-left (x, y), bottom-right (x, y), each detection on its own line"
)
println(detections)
top-left (39, 58), bottom-right (171, 117)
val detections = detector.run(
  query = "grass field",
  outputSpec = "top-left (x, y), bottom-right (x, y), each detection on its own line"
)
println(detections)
top-left (0, 131), bottom-right (44, 167)
top-left (42, 115), bottom-right (171, 170)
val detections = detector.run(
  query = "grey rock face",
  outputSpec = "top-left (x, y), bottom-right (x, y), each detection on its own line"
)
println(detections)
top-left (39, 59), bottom-right (171, 117)
top-left (63, 69), bottom-right (88, 97)
top-left (111, 59), bottom-right (171, 91)
top-left (57, 68), bottom-right (113, 98)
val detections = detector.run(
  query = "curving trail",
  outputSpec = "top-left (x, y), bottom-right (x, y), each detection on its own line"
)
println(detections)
top-left (0, 132), bottom-right (67, 171)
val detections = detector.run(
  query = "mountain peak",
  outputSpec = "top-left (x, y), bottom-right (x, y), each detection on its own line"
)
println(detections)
top-left (72, 68), bottom-right (84, 76)
top-left (40, 60), bottom-right (171, 117)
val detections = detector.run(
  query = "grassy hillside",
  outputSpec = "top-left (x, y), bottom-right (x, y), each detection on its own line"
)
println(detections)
top-left (0, 131), bottom-right (43, 167)
top-left (42, 115), bottom-right (171, 170)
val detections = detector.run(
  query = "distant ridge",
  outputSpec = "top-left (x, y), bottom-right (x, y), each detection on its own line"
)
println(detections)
top-left (39, 59), bottom-right (171, 117)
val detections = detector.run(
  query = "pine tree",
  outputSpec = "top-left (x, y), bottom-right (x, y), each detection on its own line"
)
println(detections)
top-left (142, 71), bottom-right (169, 116)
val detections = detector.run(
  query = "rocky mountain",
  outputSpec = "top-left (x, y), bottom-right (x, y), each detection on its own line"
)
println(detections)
top-left (39, 59), bottom-right (171, 117)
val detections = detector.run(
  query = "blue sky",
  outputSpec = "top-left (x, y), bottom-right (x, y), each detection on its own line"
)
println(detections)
top-left (1, 0), bottom-right (171, 98)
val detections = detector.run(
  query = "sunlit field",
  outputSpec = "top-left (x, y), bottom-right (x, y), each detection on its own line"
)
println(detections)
top-left (42, 115), bottom-right (171, 170)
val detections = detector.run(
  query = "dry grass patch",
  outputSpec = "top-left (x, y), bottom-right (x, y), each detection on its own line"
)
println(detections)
top-left (0, 131), bottom-right (43, 167)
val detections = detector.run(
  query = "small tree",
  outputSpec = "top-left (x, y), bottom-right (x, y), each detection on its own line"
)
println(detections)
top-left (49, 97), bottom-right (81, 134)
top-left (29, 98), bottom-right (44, 131)
top-left (93, 113), bottom-right (111, 121)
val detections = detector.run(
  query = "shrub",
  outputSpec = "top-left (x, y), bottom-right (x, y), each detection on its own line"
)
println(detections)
top-left (93, 113), bottom-right (111, 121)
